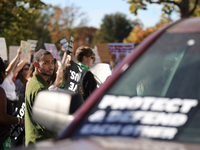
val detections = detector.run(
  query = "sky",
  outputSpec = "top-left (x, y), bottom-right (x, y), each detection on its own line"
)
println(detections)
top-left (42, 0), bottom-right (180, 29)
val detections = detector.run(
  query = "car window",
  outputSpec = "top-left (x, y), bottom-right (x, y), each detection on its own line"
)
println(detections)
top-left (108, 32), bottom-right (200, 99)
top-left (106, 32), bottom-right (200, 143)
top-left (72, 32), bottom-right (200, 144)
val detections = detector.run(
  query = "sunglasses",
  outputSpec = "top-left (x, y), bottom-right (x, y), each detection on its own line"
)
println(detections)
top-left (23, 68), bottom-right (29, 71)
top-left (90, 56), bottom-right (95, 59)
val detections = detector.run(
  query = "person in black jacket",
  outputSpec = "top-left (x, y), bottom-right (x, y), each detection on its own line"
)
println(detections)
top-left (75, 46), bottom-right (97, 100)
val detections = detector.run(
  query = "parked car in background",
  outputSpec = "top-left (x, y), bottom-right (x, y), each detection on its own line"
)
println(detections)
top-left (30, 17), bottom-right (200, 150)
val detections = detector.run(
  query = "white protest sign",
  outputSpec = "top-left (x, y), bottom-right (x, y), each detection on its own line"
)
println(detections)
top-left (20, 40), bottom-right (31, 63)
top-left (90, 63), bottom-right (112, 87)
top-left (44, 43), bottom-right (61, 61)
top-left (108, 43), bottom-right (134, 65)
top-left (0, 37), bottom-right (8, 60)
top-left (27, 39), bottom-right (38, 51)
top-left (9, 46), bottom-right (20, 63)
top-left (92, 48), bottom-right (101, 63)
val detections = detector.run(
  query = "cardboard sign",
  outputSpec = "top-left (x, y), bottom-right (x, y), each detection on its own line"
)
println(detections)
top-left (95, 44), bottom-right (111, 63)
top-left (60, 38), bottom-right (68, 51)
top-left (20, 40), bottom-right (31, 63)
top-left (65, 61), bottom-right (82, 92)
top-left (27, 39), bottom-right (38, 51)
top-left (44, 43), bottom-right (61, 61)
top-left (75, 95), bottom-right (198, 140)
top-left (108, 43), bottom-right (134, 65)
top-left (68, 36), bottom-right (74, 53)
top-left (0, 37), bottom-right (8, 60)
top-left (9, 46), bottom-right (20, 63)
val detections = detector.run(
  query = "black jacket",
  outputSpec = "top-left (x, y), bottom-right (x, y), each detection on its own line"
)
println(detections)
top-left (78, 69), bottom-right (97, 101)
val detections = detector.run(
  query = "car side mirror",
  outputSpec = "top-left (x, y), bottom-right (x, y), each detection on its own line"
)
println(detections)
top-left (32, 90), bottom-right (84, 134)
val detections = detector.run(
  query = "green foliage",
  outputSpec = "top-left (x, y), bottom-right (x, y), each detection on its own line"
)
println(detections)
top-left (191, 0), bottom-right (200, 16)
top-left (92, 12), bottom-right (141, 45)
top-left (0, 0), bottom-right (48, 48)
top-left (123, 14), bottom-right (171, 44)
top-left (126, 0), bottom-right (200, 18)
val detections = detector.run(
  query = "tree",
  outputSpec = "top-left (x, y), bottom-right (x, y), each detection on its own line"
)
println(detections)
top-left (123, 15), bottom-right (171, 45)
top-left (0, 0), bottom-right (47, 46)
top-left (126, 0), bottom-right (200, 18)
top-left (72, 27), bottom-right (98, 51)
top-left (31, 7), bottom-right (52, 51)
top-left (92, 12), bottom-right (141, 45)
top-left (191, 0), bottom-right (200, 16)
top-left (48, 4), bottom-right (88, 48)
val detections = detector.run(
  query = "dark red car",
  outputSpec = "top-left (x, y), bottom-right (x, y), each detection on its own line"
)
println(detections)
top-left (31, 17), bottom-right (200, 150)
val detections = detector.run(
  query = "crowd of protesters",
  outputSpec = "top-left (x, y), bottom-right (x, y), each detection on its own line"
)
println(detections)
top-left (0, 48), bottom-right (25, 149)
top-left (0, 44), bottom-right (113, 149)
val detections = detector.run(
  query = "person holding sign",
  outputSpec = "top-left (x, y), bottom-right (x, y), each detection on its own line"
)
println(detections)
top-left (75, 46), bottom-right (97, 100)
top-left (25, 49), bottom-right (55, 147)
top-left (14, 63), bottom-right (30, 99)
top-left (1, 47), bottom-right (26, 112)
top-left (61, 46), bottom-right (74, 65)
top-left (115, 53), bottom-right (126, 66)
top-left (0, 57), bottom-right (24, 150)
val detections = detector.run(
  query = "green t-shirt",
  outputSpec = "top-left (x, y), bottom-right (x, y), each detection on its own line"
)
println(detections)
top-left (25, 72), bottom-right (54, 147)
top-left (79, 63), bottom-right (89, 70)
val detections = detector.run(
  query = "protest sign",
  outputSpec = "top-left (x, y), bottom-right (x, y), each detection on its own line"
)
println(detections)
top-left (9, 46), bottom-right (20, 63)
top-left (108, 43), bottom-right (134, 65)
top-left (44, 43), bottom-right (61, 61)
top-left (60, 38), bottom-right (68, 51)
top-left (65, 61), bottom-right (82, 93)
top-left (92, 48), bottom-right (101, 63)
top-left (68, 36), bottom-right (74, 53)
top-left (20, 40), bottom-right (31, 63)
top-left (10, 98), bottom-right (25, 146)
top-left (90, 63), bottom-right (112, 87)
top-left (95, 44), bottom-right (112, 63)
top-left (0, 37), bottom-right (8, 60)
top-left (27, 39), bottom-right (38, 51)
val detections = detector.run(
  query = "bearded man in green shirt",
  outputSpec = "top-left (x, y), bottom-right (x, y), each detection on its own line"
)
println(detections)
top-left (25, 49), bottom-right (55, 147)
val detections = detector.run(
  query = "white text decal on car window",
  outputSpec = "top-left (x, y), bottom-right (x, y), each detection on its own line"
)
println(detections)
top-left (79, 95), bottom-right (198, 140)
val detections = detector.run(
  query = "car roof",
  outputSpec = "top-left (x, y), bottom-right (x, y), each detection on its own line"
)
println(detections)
top-left (167, 17), bottom-right (200, 33)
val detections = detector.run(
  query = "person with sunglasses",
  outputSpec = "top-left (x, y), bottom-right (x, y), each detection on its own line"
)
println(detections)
top-left (14, 63), bottom-right (30, 99)
top-left (75, 46), bottom-right (97, 100)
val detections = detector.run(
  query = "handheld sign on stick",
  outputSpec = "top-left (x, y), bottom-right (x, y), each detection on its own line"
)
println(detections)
top-left (27, 39), bottom-right (38, 51)
top-left (20, 40), bottom-right (31, 63)
top-left (60, 38), bottom-right (68, 52)
top-left (68, 36), bottom-right (74, 55)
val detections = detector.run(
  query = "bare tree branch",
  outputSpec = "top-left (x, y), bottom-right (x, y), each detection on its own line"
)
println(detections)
top-left (149, 0), bottom-right (180, 7)
top-left (189, 0), bottom-right (199, 16)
